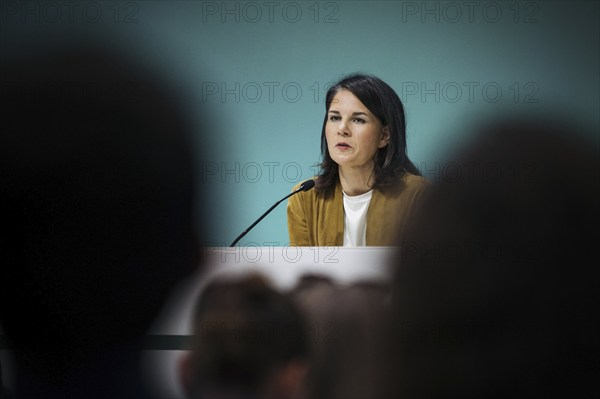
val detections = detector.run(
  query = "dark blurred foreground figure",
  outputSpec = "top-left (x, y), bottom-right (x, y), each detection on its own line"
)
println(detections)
top-left (179, 274), bottom-right (309, 399)
top-left (290, 274), bottom-right (391, 399)
top-left (0, 39), bottom-right (202, 398)
top-left (390, 118), bottom-right (599, 398)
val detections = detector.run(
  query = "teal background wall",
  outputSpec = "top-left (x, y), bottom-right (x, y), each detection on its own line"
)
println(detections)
top-left (2, 1), bottom-right (598, 246)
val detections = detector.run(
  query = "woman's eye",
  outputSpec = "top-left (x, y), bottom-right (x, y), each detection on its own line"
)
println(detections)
top-left (353, 118), bottom-right (366, 124)
top-left (329, 115), bottom-right (341, 121)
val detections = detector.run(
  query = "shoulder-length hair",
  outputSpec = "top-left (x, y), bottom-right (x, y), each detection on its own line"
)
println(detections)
top-left (315, 73), bottom-right (420, 196)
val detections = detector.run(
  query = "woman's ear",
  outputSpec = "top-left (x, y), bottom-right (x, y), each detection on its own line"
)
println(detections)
top-left (379, 126), bottom-right (391, 148)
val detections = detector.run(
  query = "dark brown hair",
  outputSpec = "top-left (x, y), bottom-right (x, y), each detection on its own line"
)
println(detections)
top-left (316, 73), bottom-right (420, 196)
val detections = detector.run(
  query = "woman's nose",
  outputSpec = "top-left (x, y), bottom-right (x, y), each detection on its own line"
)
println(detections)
top-left (338, 120), bottom-right (350, 136)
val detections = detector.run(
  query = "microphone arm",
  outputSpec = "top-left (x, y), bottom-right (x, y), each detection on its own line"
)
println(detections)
top-left (229, 179), bottom-right (315, 247)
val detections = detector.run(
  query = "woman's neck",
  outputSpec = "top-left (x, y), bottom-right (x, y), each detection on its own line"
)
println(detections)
top-left (338, 164), bottom-right (375, 196)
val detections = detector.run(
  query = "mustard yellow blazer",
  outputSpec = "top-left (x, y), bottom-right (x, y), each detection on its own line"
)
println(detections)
top-left (287, 173), bottom-right (427, 246)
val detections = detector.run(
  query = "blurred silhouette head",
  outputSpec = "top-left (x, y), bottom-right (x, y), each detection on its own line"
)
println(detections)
top-left (180, 273), bottom-right (308, 399)
top-left (290, 275), bottom-right (391, 399)
top-left (0, 38), bottom-right (202, 397)
top-left (391, 117), bottom-right (599, 398)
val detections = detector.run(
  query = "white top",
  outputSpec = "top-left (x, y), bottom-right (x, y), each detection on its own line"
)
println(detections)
top-left (342, 190), bottom-right (373, 246)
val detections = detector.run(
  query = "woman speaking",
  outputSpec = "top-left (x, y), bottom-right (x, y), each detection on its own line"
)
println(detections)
top-left (287, 73), bottom-right (426, 246)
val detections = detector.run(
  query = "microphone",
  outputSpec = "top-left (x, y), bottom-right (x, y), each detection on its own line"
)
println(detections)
top-left (229, 179), bottom-right (315, 247)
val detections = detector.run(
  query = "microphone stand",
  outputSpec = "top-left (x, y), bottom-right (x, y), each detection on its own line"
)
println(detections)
top-left (229, 180), bottom-right (314, 247)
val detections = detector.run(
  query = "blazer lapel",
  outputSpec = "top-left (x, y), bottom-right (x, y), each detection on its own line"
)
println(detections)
top-left (333, 182), bottom-right (344, 246)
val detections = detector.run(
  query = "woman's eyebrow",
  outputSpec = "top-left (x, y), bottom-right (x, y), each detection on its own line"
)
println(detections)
top-left (327, 110), bottom-right (369, 116)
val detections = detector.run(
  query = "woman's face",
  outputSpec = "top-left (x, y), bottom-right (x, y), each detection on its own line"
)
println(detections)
top-left (325, 89), bottom-right (389, 172)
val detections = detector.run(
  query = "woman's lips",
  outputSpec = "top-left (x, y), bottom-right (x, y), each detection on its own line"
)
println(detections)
top-left (336, 142), bottom-right (351, 150)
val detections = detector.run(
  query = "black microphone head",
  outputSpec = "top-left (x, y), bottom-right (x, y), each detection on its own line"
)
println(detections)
top-left (299, 179), bottom-right (315, 192)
